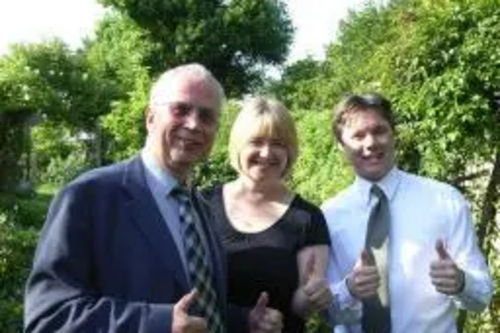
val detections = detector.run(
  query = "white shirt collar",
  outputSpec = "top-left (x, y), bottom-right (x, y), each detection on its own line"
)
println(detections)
top-left (353, 166), bottom-right (402, 208)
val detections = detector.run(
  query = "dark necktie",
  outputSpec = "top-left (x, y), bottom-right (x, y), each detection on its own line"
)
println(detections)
top-left (172, 187), bottom-right (224, 333)
top-left (362, 184), bottom-right (391, 333)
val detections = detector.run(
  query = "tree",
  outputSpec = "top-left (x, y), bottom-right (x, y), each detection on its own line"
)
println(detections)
top-left (96, 0), bottom-right (294, 96)
top-left (0, 40), bottom-right (116, 131)
top-left (0, 40), bottom-right (120, 187)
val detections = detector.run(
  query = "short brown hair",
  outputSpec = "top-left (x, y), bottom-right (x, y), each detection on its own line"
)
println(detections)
top-left (229, 96), bottom-right (298, 177)
top-left (332, 93), bottom-right (395, 143)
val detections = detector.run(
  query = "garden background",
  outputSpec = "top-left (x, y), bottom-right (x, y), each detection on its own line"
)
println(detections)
top-left (1, 0), bottom-right (498, 331)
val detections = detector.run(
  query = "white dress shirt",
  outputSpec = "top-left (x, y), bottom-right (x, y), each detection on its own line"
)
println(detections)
top-left (322, 168), bottom-right (493, 333)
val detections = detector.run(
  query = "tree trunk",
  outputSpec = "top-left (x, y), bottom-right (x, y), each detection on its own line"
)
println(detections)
top-left (477, 149), bottom-right (500, 258)
top-left (457, 148), bottom-right (500, 331)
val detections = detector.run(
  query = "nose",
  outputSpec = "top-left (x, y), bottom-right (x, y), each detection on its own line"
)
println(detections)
top-left (363, 134), bottom-right (376, 148)
top-left (183, 111), bottom-right (201, 130)
top-left (259, 143), bottom-right (271, 157)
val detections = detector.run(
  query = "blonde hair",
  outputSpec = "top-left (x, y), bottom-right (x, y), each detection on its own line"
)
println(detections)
top-left (229, 96), bottom-right (298, 177)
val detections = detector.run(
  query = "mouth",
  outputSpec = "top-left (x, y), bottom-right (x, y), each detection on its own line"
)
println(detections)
top-left (361, 152), bottom-right (384, 164)
top-left (251, 158), bottom-right (280, 168)
top-left (176, 137), bottom-right (203, 149)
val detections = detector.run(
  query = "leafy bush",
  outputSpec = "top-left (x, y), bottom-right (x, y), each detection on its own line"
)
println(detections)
top-left (0, 193), bottom-right (50, 332)
top-left (0, 212), bottom-right (39, 332)
top-left (43, 153), bottom-right (91, 187)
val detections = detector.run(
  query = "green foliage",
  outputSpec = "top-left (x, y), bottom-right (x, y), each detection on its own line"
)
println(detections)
top-left (100, 68), bottom-right (151, 161)
top-left (0, 39), bottom-right (120, 191)
top-left (290, 109), bottom-right (353, 205)
top-left (0, 109), bottom-right (31, 192)
top-left (0, 40), bottom-right (115, 130)
top-left (268, 57), bottom-right (327, 111)
top-left (31, 122), bottom-right (93, 186)
top-left (0, 215), bottom-right (37, 333)
top-left (194, 100), bottom-right (239, 187)
top-left (96, 0), bottom-right (293, 96)
top-left (0, 193), bottom-right (50, 332)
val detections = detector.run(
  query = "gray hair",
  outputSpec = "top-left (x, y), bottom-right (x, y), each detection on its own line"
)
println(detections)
top-left (149, 63), bottom-right (225, 106)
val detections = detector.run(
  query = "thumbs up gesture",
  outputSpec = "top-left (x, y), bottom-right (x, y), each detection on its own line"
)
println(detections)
top-left (172, 289), bottom-right (207, 333)
top-left (249, 292), bottom-right (283, 333)
top-left (429, 239), bottom-right (465, 295)
top-left (297, 252), bottom-right (333, 313)
top-left (346, 249), bottom-right (380, 300)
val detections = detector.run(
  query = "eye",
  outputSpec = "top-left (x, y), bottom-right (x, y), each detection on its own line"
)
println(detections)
top-left (373, 125), bottom-right (390, 136)
top-left (169, 102), bottom-right (191, 117)
top-left (270, 139), bottom-right (285, 147)
top-left (197, 106), bottom-right (217, 125)
top-left (249, 138), bottom-right (264, 146)
top-left (352, 131), bottom-right (366, 141)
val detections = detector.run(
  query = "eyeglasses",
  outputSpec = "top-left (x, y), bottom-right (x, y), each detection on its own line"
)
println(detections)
top-left (157, 101), bottom-right (219, 126)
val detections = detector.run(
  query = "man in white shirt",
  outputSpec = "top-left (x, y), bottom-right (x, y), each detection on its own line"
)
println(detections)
top-left (322, 93), bottom-right (493, 333)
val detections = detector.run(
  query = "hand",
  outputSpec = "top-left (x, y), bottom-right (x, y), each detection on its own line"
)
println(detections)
top-left (299, 252), bottom-right (333, 312)
top-left (249, 292), bottom-right (283, 333)
top-left (172, 289), bottom-right (207, 333)
top-left (430, 239), bottom-right (465, 295)
top-left (346, 249), bottom-right (380, 300)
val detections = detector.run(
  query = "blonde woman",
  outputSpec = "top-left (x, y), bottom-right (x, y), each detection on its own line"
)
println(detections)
top-left (203, 97), bottom-right (332, 332)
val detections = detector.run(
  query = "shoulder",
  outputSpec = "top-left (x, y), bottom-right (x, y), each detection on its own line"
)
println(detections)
top-left (320, 185), bottom-right (356, 213)
top-left (198, 184), bottom-right (224, 207)
top-left (402, 171), bottom-right (467, 201)
top-left (399, 171), bottom-right (470, 215)
top-left (292, 195), bottom-right (323, 215)
top-left (288, 194), bottom-right (328, 228)
top-left (55, 159), bottom-right (133, 202)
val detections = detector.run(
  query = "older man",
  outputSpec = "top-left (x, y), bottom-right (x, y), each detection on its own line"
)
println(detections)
top-left (25, 64), bottom-right (280, 333)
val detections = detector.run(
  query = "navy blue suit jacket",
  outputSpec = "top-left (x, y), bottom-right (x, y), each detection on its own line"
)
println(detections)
top-left (24, 156), bottom-right (237, 332)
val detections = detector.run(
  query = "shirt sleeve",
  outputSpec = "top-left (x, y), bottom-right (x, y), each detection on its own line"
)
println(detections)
top-left (447, 189), bottom-right (493, 311)
top-left (328, 278), bottom-right (362, 325)
top-left (302, 201), bottom-right (332, 247)
top-left (321, 199), bottom-right (363, 326)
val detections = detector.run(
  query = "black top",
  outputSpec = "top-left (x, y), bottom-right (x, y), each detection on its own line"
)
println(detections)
top-left (203, 186), bottom-right (331, 333)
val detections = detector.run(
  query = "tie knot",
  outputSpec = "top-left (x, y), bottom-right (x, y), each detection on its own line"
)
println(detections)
top-left (371, 184), bottom-right (386, 200)
top-left (171, 186), bottom-right (190, 202)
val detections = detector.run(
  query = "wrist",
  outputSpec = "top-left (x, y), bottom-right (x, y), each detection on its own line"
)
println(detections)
top-left (292, 287), bottom-right (310, 317)
top-left (456, 268), bottom-right (466, 294)
top-left (345, 275), bottom-right (357, 299)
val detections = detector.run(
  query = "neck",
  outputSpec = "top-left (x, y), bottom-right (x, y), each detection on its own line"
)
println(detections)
top-left (144, 145), bottom-right (191, 184)
top-left (232, 177), bottom-right (288, 202)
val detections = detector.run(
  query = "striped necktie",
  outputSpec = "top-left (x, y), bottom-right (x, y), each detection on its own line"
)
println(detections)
top-left (172, 187), bottom-right (224, 333)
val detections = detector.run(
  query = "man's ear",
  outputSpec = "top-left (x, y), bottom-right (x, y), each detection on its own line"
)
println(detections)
top-left (145, 107), bottom-right (154, 130)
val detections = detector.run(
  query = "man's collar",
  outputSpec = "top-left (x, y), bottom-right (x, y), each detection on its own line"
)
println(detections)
top-left (354, 167), bottom-right (402, 207)
top-left (141, 149), bottom-right (179, 196)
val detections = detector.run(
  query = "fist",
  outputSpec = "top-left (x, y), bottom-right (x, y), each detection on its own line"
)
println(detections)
top-left (429, 239), bottom-right (465, 295)
top-left (347, 249), bottom-right (380, 300)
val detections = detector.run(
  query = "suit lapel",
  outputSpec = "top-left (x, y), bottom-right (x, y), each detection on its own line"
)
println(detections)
top-left (123, 156), bottom-right (189, 291)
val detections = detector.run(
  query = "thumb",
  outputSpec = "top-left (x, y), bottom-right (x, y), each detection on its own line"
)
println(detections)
top-left (176, 288), bottom-right (198, 312)
top-left (305, 251), bottom-right (316, 282)
top-left (436, 239), bottom-right (450, 260)
top-left (360, 248), bottom-right (374, 266)
top-left (253, 291), bottom-right (269, 314)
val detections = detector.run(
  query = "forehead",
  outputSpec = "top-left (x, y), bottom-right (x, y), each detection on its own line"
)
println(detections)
top-left (342, 108), bottom-right (391, 131)
top-left (166, 76), bottom-right (220, 109)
